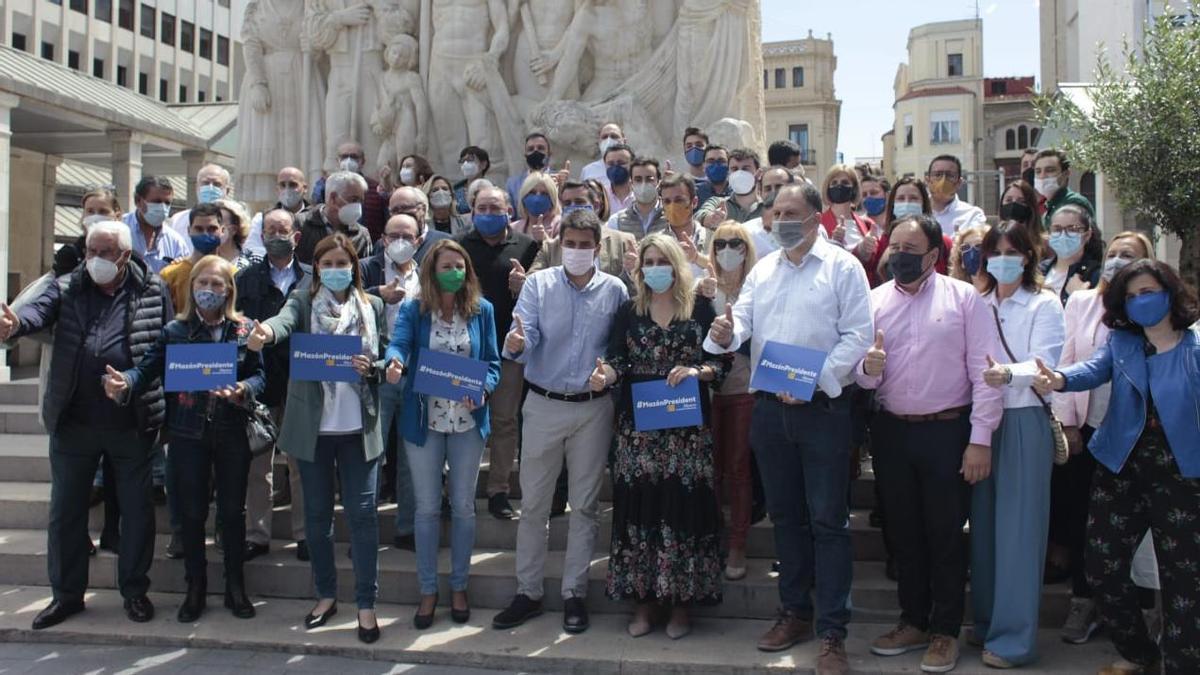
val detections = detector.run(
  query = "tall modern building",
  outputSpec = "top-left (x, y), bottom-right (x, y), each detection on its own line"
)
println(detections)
top-left (761, 31), bottom-right (841, 176)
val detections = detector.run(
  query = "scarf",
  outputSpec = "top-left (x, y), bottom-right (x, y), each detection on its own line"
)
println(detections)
top-left (310, 285), bottom-right (378, 406)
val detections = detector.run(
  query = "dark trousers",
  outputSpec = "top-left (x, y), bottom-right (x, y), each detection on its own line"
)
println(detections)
top-left (48, 425), bottom-right (156, 603)
top-left (1048, 425), bottom-right (1097, 598)
top-left (749, 394), bottom-right (852, 639)
top-left (872, 411), bottom-right (971, 637)
top-left (170, 428), bottom-right (251, 584)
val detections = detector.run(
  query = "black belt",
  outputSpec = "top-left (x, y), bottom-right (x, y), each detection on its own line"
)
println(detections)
top-left (754, 390), bottom-right (835, 405)
top-left (883, 405), bottom-right (970, 423)
top-left (527, 382), bottom-right (608, 403)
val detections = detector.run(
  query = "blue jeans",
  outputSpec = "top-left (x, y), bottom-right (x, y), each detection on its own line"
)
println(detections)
top-left (406, 429), bottom-right (486, 595)
top-left (297, 433), bottom-right (380, 609)
top-left (379, 380), bottom-right (415, 537)
top-left (749, 394), bottom-right (852, 639)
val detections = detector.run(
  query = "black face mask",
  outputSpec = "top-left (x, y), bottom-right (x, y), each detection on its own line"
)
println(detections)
top-left (827, 184), bottom-right (856, 205)
top-left (999, 201), bottom-right (1033, 223)
top-left (887, 250), bottom-right (930, 284)
top-left (1021, 168), bottom-right (1035, 186)
top-left (526, 150), bottom-right (547, 171)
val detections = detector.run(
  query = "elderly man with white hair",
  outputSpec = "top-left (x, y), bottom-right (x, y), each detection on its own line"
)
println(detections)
top-left (169, 163), bottom-right (235, 253)
top-left (386, 185), bottom-right (451, 264)
top-left (0, 221), bottom-right (173, 630)
top-left (296, 170), bottom-right (374, 264)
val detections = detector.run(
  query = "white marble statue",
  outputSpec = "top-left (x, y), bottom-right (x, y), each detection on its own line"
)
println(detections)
top-left (371, 33), bottom-right (431, 171)
top-left (508, 0), bottom-right (578, 108)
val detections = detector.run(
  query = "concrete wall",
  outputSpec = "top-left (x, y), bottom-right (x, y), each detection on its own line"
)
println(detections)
top-left (7, 148), bottom-right (56, 367)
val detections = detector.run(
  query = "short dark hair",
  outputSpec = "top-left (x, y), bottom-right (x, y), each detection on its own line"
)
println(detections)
top-left (1102, 258), bottom-right (1200, 333)
top-left (459, 145), bottom-right (490, 169)
top-left (524, 132), bottom-right (550, 149)
top-left (861, 173), bottom-right (890, 194)
top-left (1034, 148), bottom-right (1070, 172)
top-left (631, 156), bottom-right (661, 178)
top-left (981, 221), bottom-right (1043, 293)
top-left (778, 182), bottom-right (823, 215)
top-left (926, 154), bottom-right (963, 177)
top-left (188, 201), bottom-right (223, 225)
top-left (729, 148), bottom-right (761, 169)
top-left (602, 142), bottom-right (634, 163)
top-left (559, 207), bottom-right (602, 246)
top-left (560, 179), bottom-right (588, 194)
top-left (890, 214), bottom-right (945, 260)
top-left (262, 208), bottom-right (299, 232)
top-left (768, 140), bottom-right (801, 167)
top-left (683, 127), bottom-right (708, 145)
top-left (1021, 148), bottom-right (1039, 158)
top-left (659, 172), bottom-right (696, 199)
top-left (703, 145), bottom-right (728, 161)
top-left (135, 175), bottom-right (174, 200)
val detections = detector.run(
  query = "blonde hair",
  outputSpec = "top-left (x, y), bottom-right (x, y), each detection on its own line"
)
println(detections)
top-left (179, 255), bottom-right (241, 322)
top-left (418, 239), bottom-right (482, 318)
top-left (516, 172), bottom-right (559, 221)
top-left (1098, 231), bottom-right (1157, 292)
top-left (634, 234), bottom-right (695, 322)
top-left (821, 163), bottom-right (862, 209)
top-left (707, 220), bottom-right (757, 288)
top-left (948, 224), bottom-right (990, 283)
top-left (214, 198), bottom-right (251, 249)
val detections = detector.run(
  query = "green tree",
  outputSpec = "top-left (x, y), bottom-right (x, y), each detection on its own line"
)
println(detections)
top-left (1035, 5), bottom-right (1200, 288)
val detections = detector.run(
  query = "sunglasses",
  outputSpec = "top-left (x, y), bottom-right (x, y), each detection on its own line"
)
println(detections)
top-left (712, 238), bottom-right (745, 251)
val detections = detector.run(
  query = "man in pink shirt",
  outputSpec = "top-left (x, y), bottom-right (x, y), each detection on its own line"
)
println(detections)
top-left (856, 214), bottom-right (1004, 673)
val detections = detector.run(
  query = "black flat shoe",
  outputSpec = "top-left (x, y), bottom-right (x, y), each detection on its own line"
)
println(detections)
top-left (295, 540), bottom-right (310, 561)
top-left (492, 594), bottom-right (542, 630)
top-left (562, 597), bottom-right (589, 634)
top-left (358, 618), bottom-right (381, 644)
top-left (224, 580), bottom-right (255, 619)
top-left (243, 541), bottom-right (269, 561)
top-left (414, 593), bottom-right (437, 630)
top-left (451, 591), bottom-right (470, 624)
top-left (392, 533), bottom-right (415, 551)
top-left (177, 579), bottom-right (207, 623)
top-left (31, 600), bottom-right (85, 630)
top-left (124, 595), bottom-right (155, 623)
top-left (303, 602), bottom-right (337, 629)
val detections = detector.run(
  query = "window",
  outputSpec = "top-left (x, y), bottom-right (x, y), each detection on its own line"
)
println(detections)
top-left (218, 0), bottom-right (230, 6)
top-left (95, 0), bottom-right (111, 22)
top-left (161, 13), bottom-right (175, 45)
top-left (41, 42), bottom-right (54, 60)
top-left (70, 0), bottom-right (87, 13)
top-left (763, 69), bottom-right (768, 89)
top-left (903, 113), bottom-right (913, 147)
top-left (140, 3), bottom-right (155, 38)
top-left (1030, 127), bottom-right (1041, 147)
top-left (159, 78), bottom-right (169, 102)
top-left (180, 20), bottom-right (194, 52)
top-left (990, 80), bottom-right (1007, 96)
top-left (179, 84), bottom-right (188, 102)
top-left (198, 90), bottom-right (207, 102)
top-left (792, 67), bottom-right (804, 87)
top-left (138, 72), bottom-right (148, 95)
top-left (947, 53), bottom-right (963, 77)
top-left (1005, 129), bottom-right (1016, 151)
top-left (49, 0), bottom-right (62, 5)
top-left (217, 35), bottom-right (230, 66)
top-left (93, 57), bottom-right (104, 77)
top-left (774, 68), bottom-right (785, 89)
top-left (788, 124), bottom-right (810, 163)
top-left (199, 28), bottom-right (212, 59)
top-left (930, 110), bottom-right (961, 145)
top-left (1017, 125), bottom-right (1028, 149)
top-left (68, 50), bottom-right (80, 70)
top-left (117, 65), bottom-right (128, 87)
top-left (12, 33), bottom-right (27, 52)
top-left (118, 0), bottom-right (134, 30)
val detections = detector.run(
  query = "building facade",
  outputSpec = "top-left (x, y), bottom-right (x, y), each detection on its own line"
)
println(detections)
top-left (762, 31), bottom-right (840, 175)
top-left (980, 76), bottom-right (1040, 214)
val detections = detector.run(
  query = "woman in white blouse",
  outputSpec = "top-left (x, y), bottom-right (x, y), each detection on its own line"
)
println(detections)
top-left (972, 222), bottom-right (1066, 668)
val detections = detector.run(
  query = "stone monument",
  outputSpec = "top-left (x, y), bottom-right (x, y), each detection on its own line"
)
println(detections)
top-left (235, 0), bottom-right (766, 205)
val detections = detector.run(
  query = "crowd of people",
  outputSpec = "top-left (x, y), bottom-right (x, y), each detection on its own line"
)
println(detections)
top-left (1, 122), bottom-right (1197, 675)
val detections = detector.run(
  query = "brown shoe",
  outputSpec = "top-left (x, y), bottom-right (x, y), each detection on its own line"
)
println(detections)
top-left (1097, 659), bottom-right (1157, 675)
top-left (816, 633), bottom-right (849, 675)
top-left (756, 610), bottom-right (813, 652)
top-left (921, 635), bottom-right (959, 673)
top-left (870, 622), bottom-right (930, 656)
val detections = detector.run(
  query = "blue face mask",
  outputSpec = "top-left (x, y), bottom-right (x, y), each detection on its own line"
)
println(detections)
top-left (685, 146), bottom-right (705, 167)
top-left (892, 201), bottom-right (923, 219)
top-left (1126, 290), bottom-right (1172, 328)
top-left (522, 193), bottom-right (553, 217)
top-left (197, 184), bottom-right (224, 204)
top-left (705, 162), bottom-right (729, 184)
top-left (606, 164), bottom-right (630, 186)
top-left (1048, 231), bottom-right (1083, 259)
top-left (987, 255), bottom-right (1025, 285)
top-left (473, 212), bottom-right (509, 237)
top-left (319, 267), bottom-right (354, 292)
top-left (562, 203), bottom-right (594, 216)
top-left (190, 233), bottom-right (221, 254)
top-left (961, 245), bottom-right (983, 277)
top-left (862, 196), bottom-right (887, 217)
top-left (193, 289), bottom-right (226, 312)
top-left (642, 265), bottom-right (675, 293)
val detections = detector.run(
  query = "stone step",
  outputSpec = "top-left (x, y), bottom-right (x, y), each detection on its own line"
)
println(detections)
top-left (0, 585), bottom-right (1119, 675)
top-left (0, 378), bottom-right (40, 405)
top-left (0, 528), bottom-right (1072, 626)
top-left (0, 404), bottom-right (43, 434)
top-left (0, 434), bottom-right (50, 481)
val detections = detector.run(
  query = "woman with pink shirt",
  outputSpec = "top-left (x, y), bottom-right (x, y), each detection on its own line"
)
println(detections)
top-left (510, 172), bottom-right (561, 243)
top-left (1052, 231), bottom-right (1156, 645)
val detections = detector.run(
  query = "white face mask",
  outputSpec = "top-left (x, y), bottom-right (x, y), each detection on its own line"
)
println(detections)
top-left (337, 202), bottom-right (363, 226)
top-left (728, 170), bottom-right (757, 196)
top-left (632, 183), bottom-right (658, 205)
top-left (339, 157), bottom-right (361, 173)
top-left (561, 247), bottom-right (595, 276)
top-left (82, 214), bottom-right (109, 230)
top-left (279, 188), bottom-right (302, 209)
top-left (461, 161), bottom-right (479, 179)
top-left (599, 137), bottom-right (619, 155)
top-left (87, 255), bottom-right (121, 285)
top-left (1102, 256), bottom-right (1133, 282)
top-left (1034, 176), bottom-right (1061, 199)
top-left (386, 238), bottom-right (416, 265)
top-left (430, 190), bottom-right (453, 209)
top-left (399, 167), bottom-right (415, 185)
top-left (716, 248), bottom-right (746, 271)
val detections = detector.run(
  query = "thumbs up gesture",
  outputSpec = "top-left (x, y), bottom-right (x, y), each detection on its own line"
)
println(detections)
top-left (385, 357), bottom-right (404, 385)
top-left (529, 218), bottom-right (547, 242)
top-left (709, 302), bottom-right (735, 348)
top-left (863, 330), bottom-right (887, 377)
top-left (0, 303), bottom-right (18, 341)
top-left (505, 314), bottom-right (526, 355)
top-left (697, 262), bottom-right (718, 299)
top-left (508, 258), bottom-right (527, 296)
top-left (702, 200), bottom-right (728, 230)
top-left (1033, 357), bottom-right (1064, 395)
top-left (379, 277), bottom-right (406, 304)
top-left (102, 364), bottom-right (129, 401)
top-left (589, 357), bottom-right (611, 392)
top-left (983, 354), bottom-right (1011, 388)
top-left (622, 239), bottom-right (639, 274)
top-left (663, 159), bottom-right (674, 176)
top-left (553, 160), bottom-right (571, 188)
top-left (247, 320), bottom-right (274, 352)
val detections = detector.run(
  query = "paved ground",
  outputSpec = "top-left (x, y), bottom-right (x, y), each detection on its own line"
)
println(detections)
top-left (0, 642), bottom-right (515, 674)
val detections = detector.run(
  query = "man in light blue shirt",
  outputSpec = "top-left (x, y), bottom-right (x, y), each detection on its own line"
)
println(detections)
top-left (491, 209), bottom-right (627, 636)
top-left (122, 176), bottom-right (190, 274)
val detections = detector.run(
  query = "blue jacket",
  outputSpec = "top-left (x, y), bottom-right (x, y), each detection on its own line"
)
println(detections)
top-left (1059, 326), bottom-right (1200, 478)
top-left (384, 297), bottom-right (501, 447)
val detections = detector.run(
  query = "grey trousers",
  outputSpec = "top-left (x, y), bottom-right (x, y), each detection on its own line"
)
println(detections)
top-left (515, 392), bottom-right (614, 601)
top-left (245, 406), bottom-right (305, 545)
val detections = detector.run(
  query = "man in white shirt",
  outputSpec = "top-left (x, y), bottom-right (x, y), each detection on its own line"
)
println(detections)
top-left (246, 167), bottom-right (312, 257)
top-left (578, 122), bottom-right (625, 186)
top-left (169, 163), bottom-right (234, 254)
top-left (925, 155), bottom-right (985, 236)
top-left (742, 166), bottom-right (798, 258)
top-left (705, 182), bottom-right (873, 671)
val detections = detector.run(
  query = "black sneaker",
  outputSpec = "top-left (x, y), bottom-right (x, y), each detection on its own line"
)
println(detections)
top-left (492, 594), bottom-right (543, 629)
top-left (295, 540), bottom-right (310, 561)
top-left (562, 597), bottom-right (589, 634)
top-left (488, 493), bottom-right (515, 520)
top-left (392, 533), bottom-right (415, 551)
top-left (244, 541), bottom-right (269, 561)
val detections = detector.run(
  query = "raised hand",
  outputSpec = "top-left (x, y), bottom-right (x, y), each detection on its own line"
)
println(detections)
top-left (622, 240), bottom-right (639, 274)
top-left (505, 315), bottom-right (526, 355)
top-left (677, 235), bottom-right (699, 264)
top-left (0, 303), bottom-right (18, 341)
top-left (960, 443), bottom-right (992, 484)
top-left (247, 320), bottom-right (273, 352)
top-left (709, 302), bottom-right (734, 348)
top-left (529, 218), bottom-right (546, 242)
top-left (508, 258), bottom-right (527, 296)
top-left (554, 160), bottom-right (571, 188)
top-left (350, 354), bottom-right (373, 377)
top-left (102, 364), bottom-right (129, 401)
top-left (379, 277), bottom-right (406, 305)
top-left (863, 330), bottom-right (886, 377)
top-left (697, 263), bottom-right (717, 299)
top-left (702, 201), bottom-right (728, 230)
top-left (831, 222), bottom-right (847, 244)
top-left (588, 357), bottom-right (610, 392)
top-left (1032, 357), bottom-right (1064, 395)
top-left (982, 355), bottom-right (1010, 388)
top-left (385, 357), bottom-right (404, 385)
top-left (334, 4), bottom-right (371, 26)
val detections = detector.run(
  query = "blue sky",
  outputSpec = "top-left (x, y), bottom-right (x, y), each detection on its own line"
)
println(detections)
top-left (761, 0), bottom-right (1041, 163)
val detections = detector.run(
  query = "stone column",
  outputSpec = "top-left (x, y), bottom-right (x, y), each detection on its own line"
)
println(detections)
top-left (0, 93), bottom-right (19, 382)
top-left (41, 155), bottom-right (62, 271)
top-left (108, 129), bottom-right (145, 212)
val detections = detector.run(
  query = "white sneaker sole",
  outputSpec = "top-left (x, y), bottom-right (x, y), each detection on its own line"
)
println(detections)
top-left (921, 659), bottom-right (958, 673)
top-left (870, 642), bottom-right (930, 656)
top-left (1061, 620), bottom-right (1099, 644)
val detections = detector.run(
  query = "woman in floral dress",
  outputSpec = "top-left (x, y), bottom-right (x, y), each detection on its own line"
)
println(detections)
top-left (592, 233), bottom-right (728, 639)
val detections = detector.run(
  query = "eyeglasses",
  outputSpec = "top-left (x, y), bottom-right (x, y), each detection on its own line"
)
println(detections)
top-left (383, 232), bottom-right (416, 243)
top-left (1050, 225), bottom-right (1088, 235)
top-left (712, 238), bottom-right (745, 251)
top-left (959, 243), bottom-right (981, 253)
top-left (927, 171), bottom-right (960, 181)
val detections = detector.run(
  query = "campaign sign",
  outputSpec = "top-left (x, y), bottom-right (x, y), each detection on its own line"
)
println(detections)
top-left (631, 377), bottom-right (703, 432)
top-left (412, 348), bottom-right (488, 406)
top-left (290, 333), bottom-right (360, 383)
top-left (749, 341), bottom-right (828, 401)
top-left (165, 343), bottom-right (237, 392)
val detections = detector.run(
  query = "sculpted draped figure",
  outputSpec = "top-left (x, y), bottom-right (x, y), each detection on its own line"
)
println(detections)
top-left (234, 0), bottom-right (326, 204)
top-left (508, 0), bottom-right (579, 107)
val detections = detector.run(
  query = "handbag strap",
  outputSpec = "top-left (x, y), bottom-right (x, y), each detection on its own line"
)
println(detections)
top-left (990, 304), bottom-right (1055, 412)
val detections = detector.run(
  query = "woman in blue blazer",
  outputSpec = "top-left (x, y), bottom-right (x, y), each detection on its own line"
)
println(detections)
top-left (1036, 259), bottom-right (1200, 675)
top-left (385, 239), bottom-right (501, 630)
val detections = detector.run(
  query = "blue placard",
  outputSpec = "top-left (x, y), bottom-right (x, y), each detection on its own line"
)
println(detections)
top-left (165, 343), bottom-right (237, 392)
top-left (631, 377), bottom-right (704, 432)
top-left (749, 341), bottom-right (828, 401)
top-left (290, 333), bottom-right (361, 383)
top-left (412, 348), bottom-right (488, 406)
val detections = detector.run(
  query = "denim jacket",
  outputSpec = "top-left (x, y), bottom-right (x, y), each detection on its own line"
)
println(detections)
top-left (1059, 326), bottom-right (1200, 478)
top-left (123, 314), bottom-right (266, 440)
